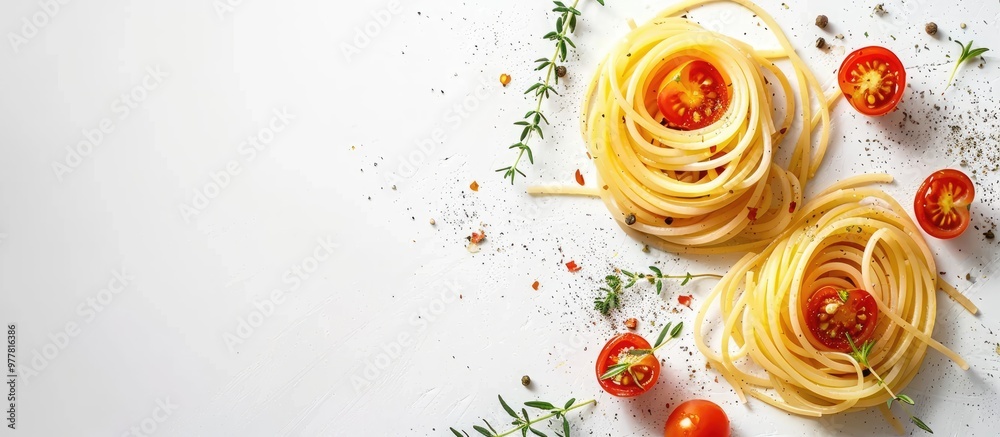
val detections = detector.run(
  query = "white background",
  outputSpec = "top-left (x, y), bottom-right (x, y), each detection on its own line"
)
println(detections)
top-left (2, 0), bottom-right (1000, 436)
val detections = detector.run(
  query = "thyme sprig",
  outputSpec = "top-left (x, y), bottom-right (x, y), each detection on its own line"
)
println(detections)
top-left (599, 322), bottom-right (683, 386)
top-left (594, 267), bottom-right (722, 315)
top-left (449, 395), bottom-right (595, 437)
top-left (497, 0), bottom-right (606, 184)
top-left (944, 40), bottom-right (988, 92)
top-left (845, 334), bottom-right (932, 434)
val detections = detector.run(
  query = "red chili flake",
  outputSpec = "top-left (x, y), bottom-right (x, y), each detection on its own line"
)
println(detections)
top-left (574, 169), bottom-right (585, 186)
top-left (531, 280), bottom-right (540, 291)
top-left (470, 231), bottom-right (486, 244)
top-left (624, 318), bottom-right (638, 329)
top-left (470, 181), bottom-right (479, 192)
top-left (678, 295), bottom-right (693, 309)
top-left (715, 166), bottom-right (726, 174)
top-left (789, 201), bottom-right (797, 214)
top-left (566, 260), bottom-right (581, 272)
top-left (747, 207), bottom-right (759, 222)
top-left (779, 127), bottom-right (787, 134)
top-left (710, 145), bottom-right (717, 153)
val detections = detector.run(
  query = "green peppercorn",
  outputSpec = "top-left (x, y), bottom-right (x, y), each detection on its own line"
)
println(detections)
top-left (521, 375), bottom-right (531, 386)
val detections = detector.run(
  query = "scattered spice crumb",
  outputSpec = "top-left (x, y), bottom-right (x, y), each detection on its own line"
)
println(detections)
top-left (532, 280), bottom-right (540, 291)
top-left (815, 37), bottom-right (826, 49)
top-left (873, 3), bottom-right (886, 15)
top-left (470, 181), bottom-right (479, 192)
top-left (467, 230), bottom-right (486, 253)
top-left (566, 260), bottom-right (581, 272)
top-left (678, 295), bottom-right (693, 309)
top-left (960, 22), bottom-right (967, 29)
top-left (642, 245), bottom-right (650, 253)
top-left (429, 218), bottom-right (436, 226)
top-left (500, 73), bottom-right (511, 86)
top-left (985, 229), bottom-right (994, 239)
top-left (575, 169), bottom-right (585, 186)
top-left (624, 318), bottom-right (638, 330)
top-left (835, 33), bottom-right (844, 39)
top-left (815, 14), bottom-right (828, 29)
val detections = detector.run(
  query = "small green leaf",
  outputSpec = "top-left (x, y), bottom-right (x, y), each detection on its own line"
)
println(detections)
top-left (451, 427), bottom-right (466, 437)
top-left (473, 425), bottom-right (493, 436)
top-left (886, 398), bottom-right (893, 409)
top-left (655, 280), bottom-right (662, 295)
top-left (896, 394), bottom-right (915, 405)
top-left (484, 419), bottom-right (497, 434)
top-left (654, 322), bottom-right (672, 347)
top-left (605, 275), bottom-right (621, 290)
top-left (648, 266), bottom-right (662, 276)
top-left (499, 395), bottom-right (518, 418)
top-left (525, 401), bottom-right (556, 410)
top-left (680, 272), bottom-right (693, 286)
top-left (626, 348), bottom-right (653, 356)
top-left (967, 47), bottom-right (989, 59)
top-left (837, 289), bottom-right (849, 303)
top-left (563, 416), bottom-right (571, 437)
top-left (670, 321), bottom-right (684, 338)
top-left (564, 398), bottom-right (575, 409)
top-left (910, 416), bottom-right (933, 434)
top-left (529, 427), bottom-right (547, 437)
top-left (595, 0), bottom-right (605, 4)
top-left (599, 363), bottom-right (630, 380)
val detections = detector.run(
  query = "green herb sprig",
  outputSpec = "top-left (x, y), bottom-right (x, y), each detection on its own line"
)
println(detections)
top-left (449, 395), bottom-right (595, 437)
top-left (944, 40), bottom-right (988, 92)
top-left (594, 267), bottom-right (722, 315)
top-left (497, 0), bottom-right (606, 184)
top-left (845, 334), bottom-right (932, 434)
top-left (598, 322), bottom-right (683, 387)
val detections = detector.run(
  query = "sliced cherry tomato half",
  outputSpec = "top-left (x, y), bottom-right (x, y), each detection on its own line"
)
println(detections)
top-left (664, 399), bottom-right (731, 437)
top-left (837, 46), bottom-right (906, 116)
top-left (914, 169), bottom-right (975, 239)
top-left (803, 286), bottom-right (879, 352)
top-left (657, 60), bottom-right (730, 130)
top-left (595, 333), bottom-right (659, 397)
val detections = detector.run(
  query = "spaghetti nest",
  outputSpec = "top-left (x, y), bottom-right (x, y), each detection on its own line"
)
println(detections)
top-left (581, 0), bottom-right (835, 254)
top-left (694, 174), bottom-right (975, 422)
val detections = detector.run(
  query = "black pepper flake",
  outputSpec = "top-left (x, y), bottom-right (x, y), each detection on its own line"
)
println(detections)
top-left (815, 37), bottom-right (826, 49)
top-left (664, 217), bottom-right (674, 225)
top-left (985, 229), bottom-right (995, 239)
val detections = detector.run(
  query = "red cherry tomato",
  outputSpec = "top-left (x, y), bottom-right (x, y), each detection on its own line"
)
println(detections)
top-left (595, 333), bottom-right (659, 397)
top-left (657, 60), bottom-right (730, 130)
top-left (803, 286), bottom-right (879, 352)
top-left (664, 399), bottom-right (731, 437)
top-left (914, 169), bottom-right (975, 239)
top-left (837, 46), bottom-right (905, 116)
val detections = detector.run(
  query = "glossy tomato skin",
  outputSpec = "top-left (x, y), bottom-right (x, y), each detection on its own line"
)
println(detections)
top-left (656, 60), bottom-right (730, 130)
top-left (838, 46), bottom-right (905, 116)
top-left (914, 169), bottom-right (975, 239)
top-left (595, 333), bottom-right (660, 397)
top-left (664, 399), bottom-right (731, 437)
top-left (803, 286), bottom-right (879, 352)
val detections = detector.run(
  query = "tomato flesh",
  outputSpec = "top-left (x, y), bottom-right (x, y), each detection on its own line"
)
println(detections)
top-left (664, 399), bottom-right (731, 437)
top-left (914, 169), bottom-right (975, 239)
top-left (596, 333), bottom-right (659, 397)
top-left (803, 286), bottom-right (879, 352)
top-left (657, 60), bottom-right (729, 130)
top-left (838, 46), bottom-right (905, 116)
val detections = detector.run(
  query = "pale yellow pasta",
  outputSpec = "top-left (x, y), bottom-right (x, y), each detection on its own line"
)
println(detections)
top-left (577, 0), bottom-right (833, 253)
top-left (694, 174), bottom-right (972, 422)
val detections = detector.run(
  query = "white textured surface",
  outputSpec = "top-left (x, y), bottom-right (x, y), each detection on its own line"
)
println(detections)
top-left (1, 0), bottom-right (999, 436)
